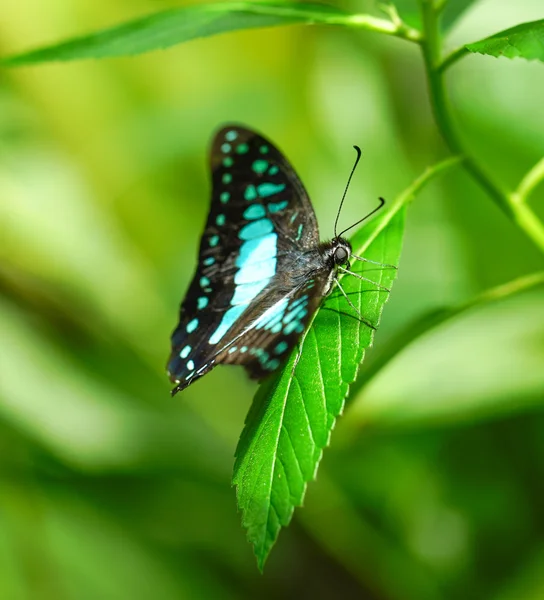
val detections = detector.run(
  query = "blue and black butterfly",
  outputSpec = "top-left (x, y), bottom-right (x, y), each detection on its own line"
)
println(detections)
top-left (168, 125), bottom-right (387, 395)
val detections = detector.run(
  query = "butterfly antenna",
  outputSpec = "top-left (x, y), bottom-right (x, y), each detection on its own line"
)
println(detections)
top-left (334, 145), bottom-right (362, 238)
top-left (337, 196), bottom-right (386, 239)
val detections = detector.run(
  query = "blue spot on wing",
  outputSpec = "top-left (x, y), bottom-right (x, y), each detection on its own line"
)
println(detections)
top-left (274, 341), bottom-right (288, 355)
top-left (186, 318), bottom-right (199, 333)
top-left (257, 183), bottom-right (286, 198)
top-left (245, 185), bottom-right (258, 201)
top-left (231, 281), bottom-right (269, 305)
top-left (239, 218), bottom-right (274, 240)
top-left (208, 224), bottom-right (279, 344)
top-left (234, 256), bottom-right (276, 284)
top-left (243, 204), bottom-right (266, 220)
top-left (264, 358), bottom-right (280, 370)
top-left (252, 160), bottom-right (268, 174)
top-left (255, 298), bottom-right (289, 330)
top-left (268, 200), bottom-right (288, 214)
top-left (209, 305), bottom-right (246, 344)
top-left (236, 233), bottom-right (276, 266)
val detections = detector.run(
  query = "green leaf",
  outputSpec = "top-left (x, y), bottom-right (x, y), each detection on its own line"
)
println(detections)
top-left (388, 0), bottom-right (421, 30)
top-left (232, 207), bottom-right (405, 570)
top-left (441, 0), bottom-right (479, 32)
top-left (232, 157), bottom-right (460, 570)
top-left (1, 3), bottom-right (352, 66)
top-left (466, 19), bottom-right (544, 63)
top-left (391, 0), bottom-right (477, 32)
top-left (1, 2), bottom-right (421, 67)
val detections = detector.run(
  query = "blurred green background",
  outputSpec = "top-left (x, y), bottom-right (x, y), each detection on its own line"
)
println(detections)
top-left (1, 1), bottom-right (544, 598)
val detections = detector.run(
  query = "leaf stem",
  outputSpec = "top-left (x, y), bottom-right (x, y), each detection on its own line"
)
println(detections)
top-left (338, 13), bottom-right (421, 42)
top-left (240, 2), bottom-right (421, 40)
top-left (227, 3), bottom-right (423, 41)
top-left (438, 44), bottom-right (470, 72)
top-left (419, 0), bottom-right (544, 253)
top-left (513, 156), bottom-right (544, 203)
top-left (349, 271), bottom-right (544, 402)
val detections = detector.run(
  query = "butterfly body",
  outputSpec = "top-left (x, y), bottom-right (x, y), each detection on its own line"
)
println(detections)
top-left (168, 126), bottom-right (353, 395)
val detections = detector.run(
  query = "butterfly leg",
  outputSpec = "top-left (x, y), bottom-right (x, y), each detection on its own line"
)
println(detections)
top-left (334, 278), bottom-right (376, 330)
top-left (338, 266), bottom-right (391, 292)
top-left (351, 254), bottom-right (398, 269)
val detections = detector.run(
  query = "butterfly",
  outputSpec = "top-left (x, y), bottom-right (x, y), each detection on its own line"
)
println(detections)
top-left (167, 125), bottom-right (387, 395)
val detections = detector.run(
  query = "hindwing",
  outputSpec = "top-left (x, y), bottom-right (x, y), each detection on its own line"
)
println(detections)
top-left (221, 273), bottom-right (330, 380)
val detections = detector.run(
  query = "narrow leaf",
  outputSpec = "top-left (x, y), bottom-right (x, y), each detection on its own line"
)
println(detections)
top-left (233, 207), bottom-right (405, 570)
top-left (2, 3), bottom-right (349, 66)
top-left (466, 19), bottom-right (544, 63)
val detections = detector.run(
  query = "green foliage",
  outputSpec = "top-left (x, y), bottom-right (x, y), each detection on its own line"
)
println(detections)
top-left (2, 0), bottom-right (544, 593)
top-left (234, 208), bottom-right (405, 569)
top-left (466, 19), bottom-right (544, 62)
top-left (2, 3), bottom-right (349, 65)
top-left (2, 2), bottom-right (423, 67)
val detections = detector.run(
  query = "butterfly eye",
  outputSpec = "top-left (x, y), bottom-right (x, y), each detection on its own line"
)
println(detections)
top-left (334, 246), bottom-right (349, 264)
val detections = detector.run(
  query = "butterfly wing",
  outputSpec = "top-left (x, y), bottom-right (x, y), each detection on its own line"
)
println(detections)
top-left (221, 272), bottom-right (331, 380)
top-left (168, 126), bottom-right (324, 393)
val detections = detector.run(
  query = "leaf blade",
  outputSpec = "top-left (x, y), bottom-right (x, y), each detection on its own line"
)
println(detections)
top-left (2, 2), bottom-right (349, 66)
top-left (466, 19), bottom-right (544, 63)
top-left (233, 207), bottom-right (406, 569)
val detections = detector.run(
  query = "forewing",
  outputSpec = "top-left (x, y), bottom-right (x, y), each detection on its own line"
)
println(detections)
top-left (168, 125), bottom-right (321, 393)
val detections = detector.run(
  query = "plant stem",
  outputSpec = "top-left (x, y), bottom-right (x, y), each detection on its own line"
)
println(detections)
top-left (341, 13), bottom-right (421, 42)
top-left (419, 0), bottom-right (544, 253)
top-left (513, 156), bottom-right (544, 203)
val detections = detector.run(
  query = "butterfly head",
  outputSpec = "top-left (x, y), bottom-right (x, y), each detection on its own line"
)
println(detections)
top-left (322, 236), bottom-right (352, 269)
top-left (332, 237), bottom-right (351, 265)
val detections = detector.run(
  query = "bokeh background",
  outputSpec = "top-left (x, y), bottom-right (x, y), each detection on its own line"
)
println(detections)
top-left (1, 1), bottom-right (544, 598)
